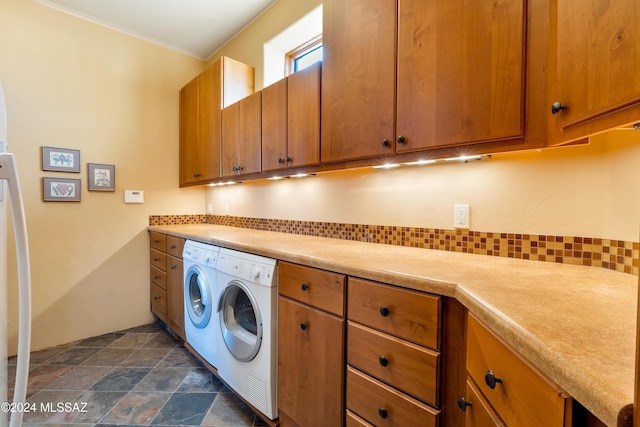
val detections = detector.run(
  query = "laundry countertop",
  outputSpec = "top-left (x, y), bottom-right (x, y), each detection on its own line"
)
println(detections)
top-left (148, 224), bottom-right (638, 427)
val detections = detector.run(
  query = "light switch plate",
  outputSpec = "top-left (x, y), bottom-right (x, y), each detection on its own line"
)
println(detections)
top-left (124, 190), bottom-right (144, 204)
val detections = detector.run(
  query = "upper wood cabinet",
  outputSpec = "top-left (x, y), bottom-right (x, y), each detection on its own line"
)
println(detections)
top-left (321, 0), bottom-right (528, 163)
top-left (179, 57), bottom-right (254, 187)
top-left (396, 0), bottom-right (525, 152)
top-left (321, 0), bottom-right (396, 163)
top-left (549, 0), bottom-right (640, 143)
top-left (221, 91), bottom-right (262, 178)
top-left (262, 63), bottom-right (321, 173)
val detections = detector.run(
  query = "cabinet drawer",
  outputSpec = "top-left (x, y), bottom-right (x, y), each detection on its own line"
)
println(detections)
top-left (466, 314), bottom-right (568, 427)
top-left (166, 235), bottom-right (185, 258)
top-left (150, 249), bottom-right (167, 271)
top-left (346, 410), bottom-right (374, 427)
top-left (348, 278), bottom-right (441, 350)
top-left (149, 231), bottom-right (167, 252)
top-left (278, 262), bottom-right (346, 316)
top-left (150, 284), bottom-right (167, 320)
top-left (347, 322), bottom-right (439, 407)
top-left (150, 266), bottom-right (167, 290)
top-left (347, 366), bottom-right (439, 427)
top-left (463, 379), bottom-right (505, 427)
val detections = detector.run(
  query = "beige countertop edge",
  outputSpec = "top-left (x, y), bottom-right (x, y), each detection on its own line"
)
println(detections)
top-left (148, 224), bottom-right (635, 427)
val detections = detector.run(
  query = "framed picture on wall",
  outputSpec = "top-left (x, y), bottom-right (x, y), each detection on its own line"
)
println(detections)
top-left (88, 163), bottom-right (115, 191)
top-left (42, 146), bottom-right (81, 172)
top-left (43, 177), bottom-right (81, 202)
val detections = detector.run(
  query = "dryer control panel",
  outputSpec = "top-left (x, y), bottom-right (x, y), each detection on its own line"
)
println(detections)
top-left (217, 248), bottom-right (277, 288)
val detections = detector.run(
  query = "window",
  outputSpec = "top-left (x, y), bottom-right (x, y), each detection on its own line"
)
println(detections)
top-left (286, 35), bottom-right (323, 75)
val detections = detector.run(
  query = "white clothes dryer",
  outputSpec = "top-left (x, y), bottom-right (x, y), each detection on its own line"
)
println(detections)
top-left (215, 248), bottom-right (278, 420)
top-left (183, 240), bottom-right (220, 368)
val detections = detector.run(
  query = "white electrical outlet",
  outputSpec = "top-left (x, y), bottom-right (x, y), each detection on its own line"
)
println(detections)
top-left (206, 203), bottom-right (213, 214)
top-left (454, 204), bottom-right (470, 228)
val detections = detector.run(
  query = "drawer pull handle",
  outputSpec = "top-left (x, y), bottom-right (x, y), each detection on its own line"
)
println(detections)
top-left (378, 356), bottom-right (389, 367)
top-left (379, 306), bottom-right (390, 317)
top-left (301, 283), bottom-right (308, 291)
top-left (484, 370), bottom-right (503, 389)
top-left (170, 244), bottom-right (176, 249)
top-left (457, 397), bottom-right (472, 412)
top-left (378, 408), bottom-right (388, 419)
top-left (153, 240), bottom-right (161, 243)
top-left (153, 276), bottom-right (160, 280)
top-left (300, 322), bottom-right (308, 331)
top-left (154, 258), bottom-right (161, 262)
top-left (154, 296), bottom-right (160, 301)
top-left (170, 265), bottom-right (176, 270)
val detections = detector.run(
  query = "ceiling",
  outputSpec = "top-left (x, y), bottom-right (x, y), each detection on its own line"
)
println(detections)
top-left (34, 0), bottom-right (277, 60)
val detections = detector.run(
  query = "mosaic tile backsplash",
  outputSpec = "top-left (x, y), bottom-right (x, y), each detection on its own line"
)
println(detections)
top-left (149, 215), bottom-right (640, 276)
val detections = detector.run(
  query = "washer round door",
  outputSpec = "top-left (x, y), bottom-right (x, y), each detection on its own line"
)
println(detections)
top-left (185, 265), bottom-right (212, 329)
top-left (217, 280), bottom-right (262, 362)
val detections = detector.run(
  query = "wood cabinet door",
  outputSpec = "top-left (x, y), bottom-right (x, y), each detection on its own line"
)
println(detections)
top-left (396, 0), bottom-right (525, 152)
top-left (239, 91), bottom-right (262, 175)
top-left (553, 0), bottom-right (640, 129)
top-left (221, 102), bottom-right (240, 177)
top-left (178, 76), bottom-right (199, 185)
top-left (321, 0), bottom-right (396, 163)
top-left (261, 78), bottom-right (288, 172)
top-left (278, 297), bottom-right (345, 427)
top-left (288, 62), bottom-right (321, 168)
top-left (197, 63), bottom-right (222, 181)
top-left (166, 255), bottom-right (184, 339)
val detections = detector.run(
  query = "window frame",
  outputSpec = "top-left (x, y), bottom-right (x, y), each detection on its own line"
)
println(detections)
top-left (285, 34), bottom-right (323, 75)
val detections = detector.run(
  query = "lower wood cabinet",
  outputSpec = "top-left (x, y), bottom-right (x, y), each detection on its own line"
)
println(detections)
top-left (460, 314), bottom-right (571, 426)
top-left (346, 278), bottom-right (442, 427)
top-left (278, 262), bottom-right (346, 427)
top-left (149, 231), bottom-right (185, 339)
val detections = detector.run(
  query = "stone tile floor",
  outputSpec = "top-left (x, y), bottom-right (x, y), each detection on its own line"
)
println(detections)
top-left (7, 322), bottom-right (269, 426)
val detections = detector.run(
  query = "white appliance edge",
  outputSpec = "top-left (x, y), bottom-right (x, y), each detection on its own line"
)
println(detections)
top-left (0, 80), bottom-right (32, 427)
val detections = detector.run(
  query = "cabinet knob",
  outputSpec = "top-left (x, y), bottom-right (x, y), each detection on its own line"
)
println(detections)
top-left (170, 244), bottom-right (176, 249)
top-left (457, 397), bottom-right (472, 412)
top-left (551, 101), bottom-right (565, 114)
top-left (300, 322), bottom-right (308, 331)
top-left (382, 139), bottom-right (390, 147)
top-left (232, 166), bottom-right (237, 172)
top-left (287, 156), bottom-right (292, 163)
top-left (378, 408), bottom-right (388, 419)
top-left (154, 296), bottom-right (160, 301)
top-left (238, 165), bottom-right (243, 171)
top-left (278, 158), bottom-right (285, 164)
top-left (301, 283), bottom-right (309, 291)
top-left (193, 173), bottom-right (201, 178)
top-left (153, 258), bottom-right (160, 262)
top-left (378, 355), bottom-right (389, 367)
top-left (484, 370), bottom-right (503, 389)
top-left (153, 275), bottom-right (160, 280)
top-left (397, 135), bottom-right (406, 144)
top-left (170, 265), bottom-right (176, 270)
top-left (379, 306), bottom-right (390, 317)
top-left (153, 239), bottom-right (161, 243)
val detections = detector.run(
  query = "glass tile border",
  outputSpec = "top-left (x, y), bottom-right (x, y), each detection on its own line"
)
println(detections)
top-left (149, 214), bottom-right (640, 276)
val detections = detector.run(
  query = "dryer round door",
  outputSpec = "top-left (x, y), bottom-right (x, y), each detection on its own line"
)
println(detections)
top-left (185, 265), bottom-right (212, 329)
top-left (217, 280), bottom-right (262, 362)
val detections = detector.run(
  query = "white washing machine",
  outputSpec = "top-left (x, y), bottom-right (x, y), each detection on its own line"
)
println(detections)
top-left (183, 240), bottom-right (220, 369)
top-left (215, 248), bottom-right (278, 420)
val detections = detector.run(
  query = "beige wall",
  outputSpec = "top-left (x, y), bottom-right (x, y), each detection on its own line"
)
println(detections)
top-left (207, 131), bottom-right (640, 242)
top-left (0, 0), bottom-right (207, 353)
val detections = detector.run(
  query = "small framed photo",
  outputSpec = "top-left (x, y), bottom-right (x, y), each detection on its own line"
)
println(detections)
top-left (88, 163), bottom-right (115, 191)
top-left (43, 177), bottom-right (81, 202)
top-left (42, 146), bottom-right (80, 173)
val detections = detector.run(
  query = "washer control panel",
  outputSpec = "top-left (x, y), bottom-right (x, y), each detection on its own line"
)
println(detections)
top-left (183, 240), bottom-right (220, 268)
